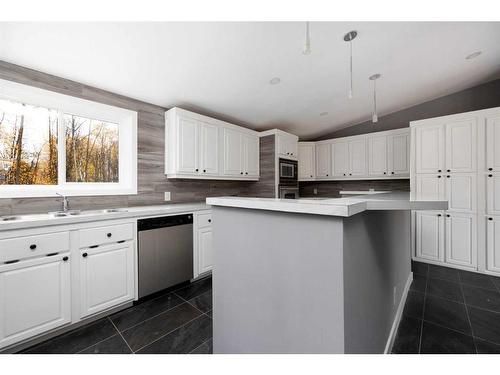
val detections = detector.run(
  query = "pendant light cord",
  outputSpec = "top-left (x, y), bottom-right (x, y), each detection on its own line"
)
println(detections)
top-left (349, 39), bottom-right (353, 99)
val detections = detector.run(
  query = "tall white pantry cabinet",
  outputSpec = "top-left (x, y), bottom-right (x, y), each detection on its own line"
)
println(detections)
top-left (410, 106), bottom-right (500, 275)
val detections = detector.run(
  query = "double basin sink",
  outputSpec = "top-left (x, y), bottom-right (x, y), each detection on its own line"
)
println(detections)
top-left (1, 208), bottom-right (128, 222)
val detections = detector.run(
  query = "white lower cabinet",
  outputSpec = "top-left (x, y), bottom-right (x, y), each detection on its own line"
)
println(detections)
top-left (445, 213), bottom-right (477, 268)
top-left (487, 216), bottom-right (500, 274)
top-left (416, 211), bottom-right (445, 262)
top-left (194, 211), bottom-right (213, 278)
top-left (79, 241), bottom-right (134, 318)
top-left (0, 254), bottom-right (71, 349)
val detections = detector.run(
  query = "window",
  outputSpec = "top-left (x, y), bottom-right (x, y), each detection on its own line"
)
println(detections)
top-left (0, 79), bottom-right (137, 197)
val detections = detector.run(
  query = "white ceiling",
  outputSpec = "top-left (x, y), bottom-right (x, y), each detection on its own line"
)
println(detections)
top-left (1, 22), bottom-right (499, 139)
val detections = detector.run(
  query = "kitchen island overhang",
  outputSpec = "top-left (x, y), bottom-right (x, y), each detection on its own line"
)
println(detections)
top-left (206, 193), bottom-right (447, 354)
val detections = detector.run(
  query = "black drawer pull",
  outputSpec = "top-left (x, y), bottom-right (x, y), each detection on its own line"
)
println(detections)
top-left (489, 217), bottom-right (493, 221)
top-left (446, 214), bottom-right (450, 217)
top-left (438, 175), bottom-right (442, 178)
top-left (438, 169), bottom-right (442, 172)
top-left (446, 175), bottom-right (450, 178)
top-left (391, 172), bottom-right (394, 174)
top-left (117, 240), bottom-right (126, 244)
top-left (195, 168), bottom-right (199, 172)
top-left (5, 259), bottom-right (19, 264)
top-left (46, 252), bottom-right (59, 257)
top-left (82, 253), bottom-right (88, 258)
top-left (437, 214), bottom-right (442, 217)
top-left (489, 168), bottom-right (493, 171)
top-left (203, 170), bottom-right (206, 173)
top-left (89, 245), bottom-right (99, 249)
top-left (208, 219), bottom-right (211, 223)
top-left (383, 172), bottom-right (386, 175)
top-left (29, 244), bottom-right (37, 250)
top-left (63, 256), bottom-right (69, 262)
top-left (489, 174), bottom-right (493, 177)
top-left (447, 169), bottom-right (451, 172)
top-left (107, 233), bottom-right (112, 238)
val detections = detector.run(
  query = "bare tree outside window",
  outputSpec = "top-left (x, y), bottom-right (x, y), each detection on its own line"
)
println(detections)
top-left (64, 114), bottom-right (119, 183)
top-left (0, 99), bottom-right (58, 185)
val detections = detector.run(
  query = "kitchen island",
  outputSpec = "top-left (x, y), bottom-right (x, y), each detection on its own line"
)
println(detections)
top-left (206, 192), bottom-right (447, 354)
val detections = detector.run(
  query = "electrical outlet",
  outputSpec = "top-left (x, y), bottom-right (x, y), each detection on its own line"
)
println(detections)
top-left (164, 192), bottom-right (171, 201)
top-left (393, 286), bottom-right (397, 306)
top-left (313, 188), bottom-right (318, 195)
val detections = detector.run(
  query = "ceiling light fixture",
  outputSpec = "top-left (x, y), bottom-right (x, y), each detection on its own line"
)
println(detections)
top-left (465, 51), bottom-right (482, 60)
top-left (369, 74), bottom-right (381, 123)
top-left (343, 30), bottom-right (358, 99)
top-left (269, 77), bottom-right (281, 85)
top-left (303, 22), bottom-right (311, 55)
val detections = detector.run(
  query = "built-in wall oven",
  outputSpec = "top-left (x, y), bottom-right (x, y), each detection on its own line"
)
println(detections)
top-left (278, 158), bottom-right (299, 199)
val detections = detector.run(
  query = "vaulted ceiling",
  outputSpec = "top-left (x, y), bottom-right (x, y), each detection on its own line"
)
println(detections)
top-left (1, 22), bottom-right (499, 139)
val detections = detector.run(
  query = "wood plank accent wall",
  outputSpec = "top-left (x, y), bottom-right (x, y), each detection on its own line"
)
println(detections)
top-left (299, 179), bottom-right (410, 198)
top-left (0, 61), bottom-right (266, 216)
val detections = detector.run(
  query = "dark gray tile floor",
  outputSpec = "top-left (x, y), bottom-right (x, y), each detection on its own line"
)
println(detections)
top-left (392, 261), bottom-right (500, 354)
top-left (19, 276), bottom-right (213, 354)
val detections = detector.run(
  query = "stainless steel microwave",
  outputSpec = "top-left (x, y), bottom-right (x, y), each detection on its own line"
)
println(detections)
top-left (279, 158), bottom-right (298, 182)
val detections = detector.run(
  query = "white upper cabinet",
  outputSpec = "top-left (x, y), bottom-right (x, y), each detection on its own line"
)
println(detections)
top-left (486, 114), bottom-right (500, 172)
top-left (368, 135), bottom-right (388, 177)
top-left (446, 173), bottom-right (476, 213)
top-left (331, 140), bottom-right (349, 177)
top-left (166, 107), bottom-right (259, 180)
top-left (277, 132), bottom-right (298, 160)
top-left (445, 119), bottom-right (477, 173)
top-left (416, 124), bottom-right (445, 174)
top-left (487, 173), bottom-right (500, 215)
top-left (316, 142), bottom-right (331, 179)
top-left (415, 210), bottom-right (445, 262)
top-left (445, 213), bottom-right (477, 268)
top-left (298, 143), bottom-right (316, 180)
top-left (388, 132), bottom-right (410, 176)
top-left (348, 138), bottom-right (367, 177)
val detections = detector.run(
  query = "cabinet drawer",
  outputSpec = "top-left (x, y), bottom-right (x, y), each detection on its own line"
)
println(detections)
top-left (196, 212), bottom-right (212, 229)
top-left (79, 223), bottom-right (134, 248)
top-left (0, 232), bottom-right (70, 263)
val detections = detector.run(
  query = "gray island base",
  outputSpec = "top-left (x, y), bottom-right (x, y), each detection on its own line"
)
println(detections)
top-left (206, 193), bottom-right (447, 353)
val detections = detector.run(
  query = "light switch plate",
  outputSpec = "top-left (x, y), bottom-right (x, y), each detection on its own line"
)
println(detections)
top-left (164, 192), bottom-right (171, 201)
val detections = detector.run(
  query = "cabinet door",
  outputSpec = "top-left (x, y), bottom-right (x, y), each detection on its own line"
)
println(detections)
top-left (0, 255), bottom-right (71, 349)
top-left (348, 138), bottom-right (367, 176)
top-left (487, 174), bottom-right (500, 215)
top-left (244, 135), bottom-right (260, 177)
top-left (177, 116), bottom-right (199, 173)
top-left (445, 119), bottom-right (477, 172)
top-left (368, 135), bottom-right (388, 177)
top-left (316, 143), bottom-right (331, 178)
top-left (487, 217), bottom-right (500, 274)
top-left (288, 138), bottom-right (298, 159)
top-left (331, 141), bottom-right (349, 177)
top-left (197, 227), bottom-right (213, 275)
top-left (388, 132), bottom-right (410, 176)
top-left (199, 121), bottom-right (219, 175)
top-left (416, 174), bottom-right (445, 200)
top-left (223, 128), bottom-right (243, 176)
top-left (415, 124), bottom-right (445, 174)
top-left (298, 144), bottom-right (315, 180)
top-left (415, 211), bottom-right (445, 262)
top-left (445, 213), bottom-right (477, 268)
top-left (80, 242), bottom-right (134, 318)
top-left (486, 115), bottom-right (500, 172)
top-left (445, 173), bottom-right (476, 213)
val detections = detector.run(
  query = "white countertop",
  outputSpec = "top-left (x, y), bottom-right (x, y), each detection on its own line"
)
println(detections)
top-left (0, 203), bottom-right (210, 231)
top-left (339, 190), bottom-right (390, 195)
top-left (206, 192), bottom-right (448, 217)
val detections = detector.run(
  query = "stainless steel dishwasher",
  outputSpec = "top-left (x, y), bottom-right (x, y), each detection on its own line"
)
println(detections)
top-left (137, 214), bottom-right (193, 299)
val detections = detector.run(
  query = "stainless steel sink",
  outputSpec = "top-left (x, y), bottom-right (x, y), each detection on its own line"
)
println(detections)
top-left (49, 210), bottom-right (82, 217)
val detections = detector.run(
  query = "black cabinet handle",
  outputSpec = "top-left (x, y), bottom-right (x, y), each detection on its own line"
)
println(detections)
top-left (82, 253), bottom-right (88, 258)
top-left (343, 173), bottom-right (346, 176)
top-left (391, 172), bottom-right (394, 175)
top-left (489, 168), bottom-right (493, 171)
top-left (326, 174), bottom-right (329, 177)
top-left (438, 175), bottom-right (442, 178)
top-left (489, 217), bottom-right (493, 221)
top-left (245, 172), bottom-right (248, 175)
top-left (29, 244), bottom-right (37, 250)
top-left (489, 174), bottom-right (493, 177)
top-left (447, 175), bottom-right (450, 178)
top-left (240, 172), bottom-right (243, 175)
top-left (438, 169), bottom-right (442, 172)
top-left (203, 170), bottom-right (206, 173)
top-left (195, 168), bottom-right (199, 172)
top-left (446, 214), bottom-right (450, 217)
top-left (383, 172), bottom-right (386, 175)
top-left (310, 175), bottom-right (313, 177)
top-left (63, 256), bottom-right (69, 262)
top-left (208, 219), bottom-right (211, 223)
top-left (447, 169), bottom-right (451, 172)
top-left (46, 252), bottom-right (59, 257)
top-left (107, 233), bottom-right (112, 238)
top-left (349, 173), bottom-right (352, 176)
top-left (117, 240), bottom-right (126, 244)
top-left (437, 214), bottom-right (442, 217)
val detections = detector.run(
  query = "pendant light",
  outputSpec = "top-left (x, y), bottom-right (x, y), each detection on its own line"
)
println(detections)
top-left (369, 74), bottom-right (381, 123)
top-left (303, 22), bottom-right (311, 55)
top-left (343, 30), bottom-right (357, 99)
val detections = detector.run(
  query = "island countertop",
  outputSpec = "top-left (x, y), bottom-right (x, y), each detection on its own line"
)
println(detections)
top-left (206, 191), bottom-right (448, 217)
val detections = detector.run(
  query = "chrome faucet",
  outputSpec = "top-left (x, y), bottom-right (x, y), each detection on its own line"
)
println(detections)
top-left (56, 193), bottom-right (70, 212)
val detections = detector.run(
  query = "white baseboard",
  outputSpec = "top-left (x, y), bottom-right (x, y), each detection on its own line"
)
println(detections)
top-left (384, 272), bottom-right (413, 354)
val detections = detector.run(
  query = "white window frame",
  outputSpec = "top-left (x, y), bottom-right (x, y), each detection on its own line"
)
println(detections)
top-left (0, 79), bottom-right (137, 198)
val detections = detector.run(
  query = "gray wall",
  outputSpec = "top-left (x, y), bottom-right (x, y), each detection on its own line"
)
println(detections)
top-left (316, 78), bottom-right (500, 140)
top-left (343, 210), bottom-right (411, 353)
top-left (299, 179), bottom-right (410, 198)
top-left (0, 61), bottom-right (266, 216)
top-left (246, 135), bottom-right (276, 198)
